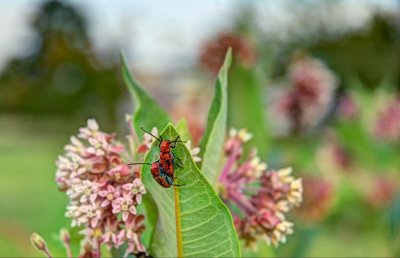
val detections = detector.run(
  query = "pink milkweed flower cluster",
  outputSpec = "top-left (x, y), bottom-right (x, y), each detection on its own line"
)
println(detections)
top-left (56, 119), bottom-right (146, 257)
top-left (219, 128), bottom-right (303, 247)
top-left (373, 98), bottom-right (400, 142)
top-left (271, 55), bottom-right (338, 134)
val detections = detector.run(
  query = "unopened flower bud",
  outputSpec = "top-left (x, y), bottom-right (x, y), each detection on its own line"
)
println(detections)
top-left (60, 229), bottom-right (71, 244)
top-left (30, 232), bottom-right (47, 251)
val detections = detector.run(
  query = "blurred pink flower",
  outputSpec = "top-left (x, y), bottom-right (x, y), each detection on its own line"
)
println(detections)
top-left (219, 128), bottom-right (302, 247)
top-left (331, 142), bottom-right (352, 170)
top-left (374, 99), bottom-right (400, 142)
top-left (296, 175), bottom-right (333, 222)
top-left (199, 32), bottom-right (255, 75)
top-left (366, 176), bottom-right (397, 208)
top-left (338, 94), bottom-right (358, 120)
top-left (271, 55), bottom-right (338, 134)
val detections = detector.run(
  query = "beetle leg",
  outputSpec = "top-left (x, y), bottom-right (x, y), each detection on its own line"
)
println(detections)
top-left (171, 151), bottom-right (184, 167)
top-left (175, 158), bottom-right (184, 168)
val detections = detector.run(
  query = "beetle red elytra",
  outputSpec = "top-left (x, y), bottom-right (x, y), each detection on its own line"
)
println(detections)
top-left (129, 161), bottom-right (180, 188)
top-left (140, 127), bottom-right (184, 178)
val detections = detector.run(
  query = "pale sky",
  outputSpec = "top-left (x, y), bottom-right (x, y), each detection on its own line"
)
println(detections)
top-left (0, 0), bottom-right (397, 73)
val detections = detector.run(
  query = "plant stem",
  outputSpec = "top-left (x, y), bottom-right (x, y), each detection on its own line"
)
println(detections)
top-left (64, 242), bottom-right (73, 258)
top-left (219, 148), bottom-right (239, 183)
top-left (228, 162), bottom-right (251, 183)
top-left (228, 190), bottom-right (256, 215)
top-left (95, 239), bottom-right (101, 258)
top-left (43, 247), bottom-right (53, 258)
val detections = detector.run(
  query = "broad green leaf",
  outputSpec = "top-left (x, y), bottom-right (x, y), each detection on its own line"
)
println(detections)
top-left (199, 49), bottom-right (231, 186)
top-left (228, 64), bottom-right (269, 157)
top-left (142, 124), bottom-right (241, 257)
top-left (120, 54), bottom-right (170, 139)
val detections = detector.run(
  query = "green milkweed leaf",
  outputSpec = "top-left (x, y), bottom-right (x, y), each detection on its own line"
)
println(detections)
top-left (120, 53), bottom-right (171, 139)
top-left (228, 64), bottom-right (269, 157)
top-left (142, 124), bottom-right (241, 257)
top-left (199, 49), bottom-right (231, 187)
top-left (176, 118), bottom-right (192, 143)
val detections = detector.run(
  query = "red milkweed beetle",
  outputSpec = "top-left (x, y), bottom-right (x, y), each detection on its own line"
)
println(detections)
top-left (129, 161), bottom-right (181, 188)
top-left (140, 127), bottom-right (184, 178)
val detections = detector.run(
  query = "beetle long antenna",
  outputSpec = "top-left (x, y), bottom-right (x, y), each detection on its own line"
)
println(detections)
top-left (128, 162), bottom-right (152, 166)
top-left (174, 135), bottom-right (180, 142)
top-left (171, 135), bottom-right (186, 143)
top-left (171, 140), bottom-right (187, 144)
top-left (140, 127), bottom-right (162, 141)
top-left (171, 135), bottom-right (185, 148)
top-left (172, 140), bottom-right (186, 143)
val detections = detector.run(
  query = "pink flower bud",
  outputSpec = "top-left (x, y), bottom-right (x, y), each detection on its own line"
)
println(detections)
top-left (60, 229), bottom-right (71, 244)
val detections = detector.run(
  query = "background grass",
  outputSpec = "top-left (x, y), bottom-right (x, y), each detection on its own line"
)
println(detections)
top-left (0, 115), bottom-right (81, 257)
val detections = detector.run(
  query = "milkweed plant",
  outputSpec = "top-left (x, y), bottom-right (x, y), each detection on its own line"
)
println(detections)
top-left (30, 50), bottom-right (303, 258)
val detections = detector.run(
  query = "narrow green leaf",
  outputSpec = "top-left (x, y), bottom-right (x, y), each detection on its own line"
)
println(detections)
top-left (142, 124), bottom-right (241, 257)
top-left (199, 49), bottom-right (232, 186)
top-left (176, 118), bottom-right (192, 143)
top-left (120, 54), bottom-right (171, 138)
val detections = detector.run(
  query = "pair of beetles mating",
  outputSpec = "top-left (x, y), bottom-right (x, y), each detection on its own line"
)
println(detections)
top-left (131, 127), bottom-right (185, 188)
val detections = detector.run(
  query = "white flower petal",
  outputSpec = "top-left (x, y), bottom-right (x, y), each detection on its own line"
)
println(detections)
top-left (88, 119), bottom-right (99, 131)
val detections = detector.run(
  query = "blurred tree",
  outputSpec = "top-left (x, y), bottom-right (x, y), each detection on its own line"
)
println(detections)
top-left (309, 15), bottom-right (400, 89)
top-left (0, 0), bottom-right (126, 124)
